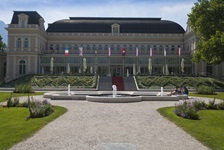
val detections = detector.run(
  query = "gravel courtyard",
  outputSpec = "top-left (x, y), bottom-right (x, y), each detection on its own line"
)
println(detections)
top-left (10, 96), bottom-right (209, 150)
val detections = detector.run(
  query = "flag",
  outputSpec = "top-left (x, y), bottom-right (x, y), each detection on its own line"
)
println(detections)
top-left (136, 47), bottom-right (139, 56)
top-left (79, 47), bottom-right (83, 56)
top-left (150, 48), bottom-right (154, 57)
top-left (164, 48), bottom-right (166, 56)
top-left (108, 47), bottom-right (111, 57)
top-left (178, 47), bottom-right (181, 56)
top-left (65, 48), bottom-right (69, 56)
top-left (122, 48), bottom-right (126, 56)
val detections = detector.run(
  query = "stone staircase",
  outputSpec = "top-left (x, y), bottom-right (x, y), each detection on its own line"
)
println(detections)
top-left (123, 77), bottom-right (137, 91)
top-left (97, 76), bottom-right (112, 91)
top-left (112, 77), bottom-right (125, 91)
top-left (97, 76), bottom-right (137, 91)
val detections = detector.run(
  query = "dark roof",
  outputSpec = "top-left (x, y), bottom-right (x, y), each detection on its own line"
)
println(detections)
top-left (46, 17), bottom-right (185, 34)
top-left (11, 11), bottom-right (43, 25)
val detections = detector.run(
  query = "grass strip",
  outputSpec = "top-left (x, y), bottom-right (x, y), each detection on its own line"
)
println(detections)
top-left (158, 106), bottom-right (224, 150)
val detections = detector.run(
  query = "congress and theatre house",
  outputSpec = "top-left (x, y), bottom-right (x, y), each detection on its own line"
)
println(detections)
top-left (1, 11), bottom-right (224, 83)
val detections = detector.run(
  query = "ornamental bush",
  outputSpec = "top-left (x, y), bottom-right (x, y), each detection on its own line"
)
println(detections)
top-left (196, 85), bottom-right (215, 95)
top-left (174, 98), bottom-right (224, 120)
top-left (27, 96), bottom-right (54, 118)
top-left (7, 93), bottom-right (20, 107)
top-left (14, 84), bottom-right (33, 93)
top-left (174, 100), bottom-right (200, 120)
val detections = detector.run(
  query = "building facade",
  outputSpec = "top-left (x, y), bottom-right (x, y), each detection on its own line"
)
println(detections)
top-left (3, 11), bottom-right (224, 82)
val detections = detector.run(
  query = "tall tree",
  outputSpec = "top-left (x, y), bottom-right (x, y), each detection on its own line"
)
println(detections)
top-left (0, 35), bottom-right (6, 52)
top-left (188, 0), bottom-right (224, 64)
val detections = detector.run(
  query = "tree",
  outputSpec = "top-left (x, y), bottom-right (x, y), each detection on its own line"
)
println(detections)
top-left (188, 0), bottom-right (224, 64)
top-left (0, 35), bottom-right (6, 52)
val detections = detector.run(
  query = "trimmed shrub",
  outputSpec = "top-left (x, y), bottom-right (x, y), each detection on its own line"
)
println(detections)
top-left (192, 100), bottom-right (207, 110)
top-left (207, 99), bottom-right (217, 110)
top-left (6, 93), bottom-right (13, 107)
top-left (217, 102), bottom-right (224, 110)
top-left (6, 93), bottom-right (20, 107)
top-left (196, 85), bottom-right (215, 95)
top-left (14, 84), bottom-right (33, 93)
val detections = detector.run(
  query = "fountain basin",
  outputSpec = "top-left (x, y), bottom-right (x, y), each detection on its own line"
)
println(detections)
top-left (43, 91), bottom-right (188, 102)
top-left (86, 95), bottom-right (142, 103)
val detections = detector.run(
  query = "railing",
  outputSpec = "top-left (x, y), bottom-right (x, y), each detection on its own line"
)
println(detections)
top-left (48, 32), bottom-right (183, 38)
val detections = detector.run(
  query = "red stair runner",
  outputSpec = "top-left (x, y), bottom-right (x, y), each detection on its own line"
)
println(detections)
top-left (112, 77), bottom-right (125, 91)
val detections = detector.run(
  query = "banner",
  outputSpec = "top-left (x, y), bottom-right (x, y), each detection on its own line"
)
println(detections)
top-left (122, 48), bottom-right (126, 56)
top-left (164, 48), bottom-right (166, 56)
top-left (178, 47), bottom-right (181, 56)
top-left (150, 48), bottom-right (154, 57)
top-left (108, 47), bottom-right (111, 57)
top-left (136, 47), bottom-right (139, 56)
top-left (79, 47), bottom-right (83, 56)
top-left (65, 48), bottom-right (69, 56)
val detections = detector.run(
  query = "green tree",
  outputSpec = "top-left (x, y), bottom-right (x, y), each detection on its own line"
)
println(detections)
top-left (188, 0), bottom-right (224, 64)
top-left (0, 35), bottom-right (6, 52)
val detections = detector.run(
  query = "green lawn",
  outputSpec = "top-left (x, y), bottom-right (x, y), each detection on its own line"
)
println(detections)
top-left (0, 106), bottom-right (67, 150)
top-left (189, 92), bottom-right (224, 101)
top-left (0, 92), bottom-right (45, 103)
top-left (158, 107), bottom-right (224, 150)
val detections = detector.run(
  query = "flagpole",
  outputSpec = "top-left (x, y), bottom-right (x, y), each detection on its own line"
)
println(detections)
top-left (179, 47), bottom-right (181, 75)
top-left (164, 48), bottom-right (166, 75)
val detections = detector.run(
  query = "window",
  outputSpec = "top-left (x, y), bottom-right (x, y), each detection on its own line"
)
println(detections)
top-left (74, 45), bottom-right (78, 50)
top-left (18, 14), bottom-right (28, 28)
top-left (24, 38), bottom-right (29, 48)
top-left (153, 45), bottom-right (157, 54)
top-left (159, 45), bottom-right (163, 55)
top-left (92, 45), bottom-right (96, 50)
top-left (141, 45), bottom-right (145, 54)
top-left (98, 45), bottom-right (102, 50)
top-left (171, 45), bottom-right (175, 54)
top-left (17, 38), bottom-right (21, 48)
top-left (3, 62), bottom-right (6, 76)
top-left (19, 60), bottom-right (26, 75)
top-left (111, 23), bottom-right (120, 33)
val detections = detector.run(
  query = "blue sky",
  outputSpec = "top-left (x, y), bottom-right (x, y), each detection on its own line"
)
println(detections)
top-left (0, 0), bottom-right (197, 29)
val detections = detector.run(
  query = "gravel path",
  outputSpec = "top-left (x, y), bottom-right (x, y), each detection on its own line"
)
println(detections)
top-left (9, 96), bottom-right (210, 150)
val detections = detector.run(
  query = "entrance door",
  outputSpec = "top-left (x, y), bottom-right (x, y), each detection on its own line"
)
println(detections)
top-left (112, 66), bottom-right (122, 76)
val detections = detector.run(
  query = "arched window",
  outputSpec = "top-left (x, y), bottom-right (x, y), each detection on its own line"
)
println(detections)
top-left (116, 45), bottom-right (121, 54)
top-left (74, 45), bottom-right (78, 50)
top-left (98, 45), bottom-right (102, 54)
top-left (3, 62), bottom-right (6, 76)
top-left (17, 38), bottom-right (21, 48)
top-left (153, 45), bottom-right (157, 54)
top-left (86, 45), bottom-right (90, 54)
top-left (19, 60), bottom-right (26, 75)
top-left (104, 45), bottom-right (108, 54)
top-left (24, 38), bottom-right (29, 48)
top-left (159, 45), bottom-right (163, 55)
top-left (56, 45), bottom-right (60, 50)
top-left (171, 45), bottom-right (175, 54)
top-left (141, 45), bottom-right (145, 54)
top-left (92, 45), bottom-right (96, 50)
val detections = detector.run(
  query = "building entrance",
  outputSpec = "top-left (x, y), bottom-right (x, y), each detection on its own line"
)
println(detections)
top-left (111, 66), bottom-right (123, 77)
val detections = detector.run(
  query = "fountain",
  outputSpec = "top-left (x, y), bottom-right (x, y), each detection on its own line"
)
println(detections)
top-left (43, 86), bottom-right (188, 102)
top-left (160, 87), bottom-right (163, 96)
top-left (112, 85), bottom-right (117, 98)
top-left (68, 84), bottom-right (71, 96)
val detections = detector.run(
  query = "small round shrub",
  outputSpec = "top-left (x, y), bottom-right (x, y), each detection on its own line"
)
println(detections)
top-left (196, 85), bottom-right (215, 95)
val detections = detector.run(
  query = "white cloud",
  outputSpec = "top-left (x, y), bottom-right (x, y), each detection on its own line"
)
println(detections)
top-left (0, 1), bottom-right (195, 29)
